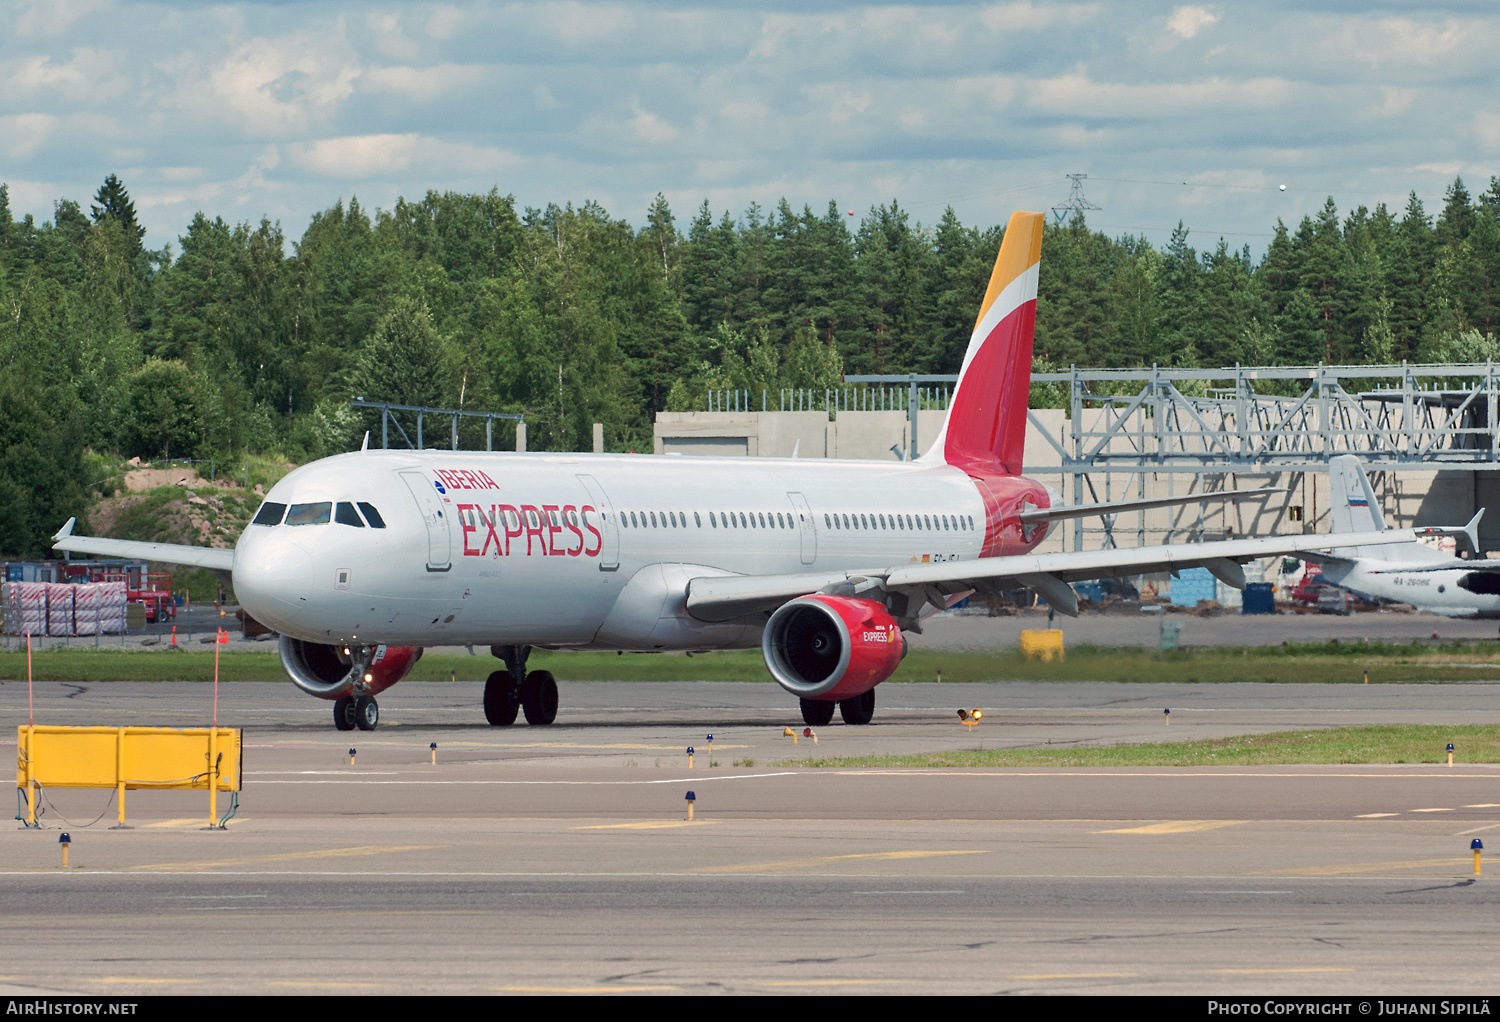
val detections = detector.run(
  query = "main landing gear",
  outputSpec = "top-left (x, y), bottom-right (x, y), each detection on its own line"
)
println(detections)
top-left (485, 645), bottom-right (558, 726)
top-left (799, 688), bottom-right (876, 727)
top-left (333, 693), bottom-right (380, 731)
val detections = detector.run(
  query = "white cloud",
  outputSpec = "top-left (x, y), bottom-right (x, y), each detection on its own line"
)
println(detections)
top-left (1340, 18), bottom-right (1470, 68)
top-left (1377, 87), bottom-right (1415, 116)
top-left (629, 102), bottom-right (678, 144)
top-left (174, 28), bottom-right (361, 136)
top-left (1476, 111), bottom-right (1500, 150)
top-left (367, 12), bottom-right (419, 59)
top-left (426, 6), bottom-right (464, 40)
top-left (5, 48), bottom-right (129, 102)
top-left (1, 113), bottom-right (59, 158)
top-left (533, 85), bottom-right (561, 111)
top-left (12, 0), bottom-right (108, 38)
top-left (1166, 6), bottom-right (1218, 40)
top-left (286, 133), bottom-right (513, 178)
top-left (1415, 161), bottom-right (1464, 176)
top-left (1027, 73), bottom-right (1294, 117)
top-left (362, 64), bottom-right (485, 102)
top-left (979, 3), bottom-right (1094, 32)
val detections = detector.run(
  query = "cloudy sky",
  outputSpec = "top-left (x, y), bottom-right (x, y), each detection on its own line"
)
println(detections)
top-left (3, 1), bottom-right (1497, 255)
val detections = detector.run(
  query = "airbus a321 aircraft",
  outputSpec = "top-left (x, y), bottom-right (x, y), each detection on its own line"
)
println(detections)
top-left (52, 212), bottom-right (1465, 731)
top-left (1306, 454), bottom-right (1491, 617)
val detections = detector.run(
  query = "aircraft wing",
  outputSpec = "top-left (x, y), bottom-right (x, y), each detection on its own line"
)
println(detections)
top-left (685, 525), bottom-right (1468, 622)
top-left (49, 517), bottom-right (236, 573)
top-left (1017, 487), bottom-right (1286, 524)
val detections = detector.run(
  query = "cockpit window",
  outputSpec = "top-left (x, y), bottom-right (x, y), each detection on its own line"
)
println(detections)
top-left (285, 501), bottom-right (332, 526)
top-left (252, 501), bottom-right (287, 526)
top-left (357, 502), bottom-right (387, 529)
top-left (335, 502), bottom-right (365, 528)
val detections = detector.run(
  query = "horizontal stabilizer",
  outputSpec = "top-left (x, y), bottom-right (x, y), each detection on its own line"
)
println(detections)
top-left (50, 517), bottom-right (235, 573)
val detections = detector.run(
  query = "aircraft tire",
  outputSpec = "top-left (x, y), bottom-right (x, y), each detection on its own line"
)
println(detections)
top-left (522, 670), bottom-right (558, 726)
top-left (354, 695), bottom-right (379, 731)
top-left (484, 670), bottom-right (520, 726)
top-left (838, 689), bottom-right (876, 726)
top-left (333, 695), bottom-right (357, 731)
top-left (800, 698), bottom-right (835, 727)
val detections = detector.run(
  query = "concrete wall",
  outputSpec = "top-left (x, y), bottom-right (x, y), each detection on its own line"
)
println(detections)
top-left (654, 412), bottom-right (830, 458)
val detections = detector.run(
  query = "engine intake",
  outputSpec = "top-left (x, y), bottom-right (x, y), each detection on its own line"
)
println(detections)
top-left (279, 636), bottom-right (422, 699)
top-left (762, 595), bottom-right (904, 700)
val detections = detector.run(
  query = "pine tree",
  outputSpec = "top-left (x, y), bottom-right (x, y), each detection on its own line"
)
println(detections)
top-left (90, 174), bottom-right (145, 255)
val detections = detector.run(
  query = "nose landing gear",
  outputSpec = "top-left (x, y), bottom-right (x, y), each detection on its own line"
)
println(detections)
top-left (330, 646), bottom-right (382, 731)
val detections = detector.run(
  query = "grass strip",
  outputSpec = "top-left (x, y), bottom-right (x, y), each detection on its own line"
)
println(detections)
top-left (4, 643), bottom-right (1500, 684)
top-left (797, 724), bottom-right (1500, 768)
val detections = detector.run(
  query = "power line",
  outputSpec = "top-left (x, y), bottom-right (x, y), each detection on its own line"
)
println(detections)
top-left (1090, 175), bottom-right (1313, 193)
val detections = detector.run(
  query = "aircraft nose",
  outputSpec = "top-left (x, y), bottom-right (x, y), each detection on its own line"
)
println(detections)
top-left (233, 536), bottom-right (315, 630)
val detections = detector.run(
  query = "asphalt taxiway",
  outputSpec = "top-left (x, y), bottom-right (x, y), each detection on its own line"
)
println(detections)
top-left (5, 680), bottom-right (1500, 995)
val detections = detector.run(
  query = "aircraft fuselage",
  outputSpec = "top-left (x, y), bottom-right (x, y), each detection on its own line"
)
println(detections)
top-left (233, 450), bottom-right (1056, 651)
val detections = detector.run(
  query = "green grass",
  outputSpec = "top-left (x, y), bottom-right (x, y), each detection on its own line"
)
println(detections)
top-left (798, 724), bottom-right (1500, 768)
top-left (4, 642), bottom-right (1500, 684)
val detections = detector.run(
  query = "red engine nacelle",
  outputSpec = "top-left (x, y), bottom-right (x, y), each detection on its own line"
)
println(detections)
top-left (279, 636), bottom-right (423, 699)
top-left (762, 595), bottom-right (905, 700)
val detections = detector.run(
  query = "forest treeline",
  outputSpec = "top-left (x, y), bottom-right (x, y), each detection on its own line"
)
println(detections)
top-left (1, 173), bottom-right (1498, 555)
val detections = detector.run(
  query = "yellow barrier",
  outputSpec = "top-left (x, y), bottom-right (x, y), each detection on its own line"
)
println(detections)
top-left (1019, 629), bottom-right (1065, 661)
top-left (17, 726), bottom-right (242, 829)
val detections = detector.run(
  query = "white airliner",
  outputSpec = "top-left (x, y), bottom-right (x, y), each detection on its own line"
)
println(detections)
top-left (1307, 454), bottom-right (1491, 617)
top-left (52, 212), bottom-right (1466, 731)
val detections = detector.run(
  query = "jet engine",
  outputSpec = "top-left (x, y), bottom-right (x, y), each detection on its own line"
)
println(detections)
top-left (761, 595), bottom-right (905, 701)
top-left (1458, 572), bottom-right (1500, 596)
top-left (279, 637), bottom-right (422, 699)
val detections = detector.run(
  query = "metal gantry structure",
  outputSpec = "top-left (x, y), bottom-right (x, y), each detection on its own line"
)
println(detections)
top-left (350, 400), bottom-right (523, 452)
top-left (1025, 363), bottom-right (1500, 551)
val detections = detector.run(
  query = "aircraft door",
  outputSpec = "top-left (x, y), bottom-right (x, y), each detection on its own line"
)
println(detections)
top-left (787, 492), bottom-right (816, 565)
top-left (399, 470), bottom-right (452, 572)
top-left (576, 473), bottom-right (620, 571)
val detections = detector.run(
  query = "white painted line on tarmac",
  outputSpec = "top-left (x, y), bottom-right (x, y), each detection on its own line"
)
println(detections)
top-left (246, 772), bottom-right (797, 785)
top-left (1454, 822), bottom-right (1500, 836)
top-left (0, 870), bottom-right (1476, 880)
top-left (836, 770), bottom-right (1500, 778)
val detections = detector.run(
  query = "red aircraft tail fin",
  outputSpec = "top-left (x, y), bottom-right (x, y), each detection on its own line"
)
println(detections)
top-left (922, 211), bottom-right (1043, 475)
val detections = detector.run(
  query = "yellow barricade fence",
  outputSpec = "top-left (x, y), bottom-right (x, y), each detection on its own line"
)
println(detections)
top-left (17, 726), bottom-right (242, 829)
top-left (1019, 629), bottom-right (1065, 662)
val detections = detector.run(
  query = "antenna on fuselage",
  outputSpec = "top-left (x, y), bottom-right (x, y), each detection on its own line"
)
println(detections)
top-left (360, 431), bottom-right (369, 452)
top-left (791, 440), bottom-right (800, 459)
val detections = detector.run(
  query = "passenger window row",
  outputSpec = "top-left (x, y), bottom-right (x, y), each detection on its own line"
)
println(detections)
top-left (825, 512), bottom-right (973, 533)
top-left (251, 501), bottom-right (387, 529)
top-left (618, 510), bottom-right (700, 529)
top-left (612, 507), bottom-right (973, 534)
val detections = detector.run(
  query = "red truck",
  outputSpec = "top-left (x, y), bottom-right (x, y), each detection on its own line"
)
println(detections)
top-left (1290, 565), bottom-right (1354, 614)
top-left (92, 570), bottom-right (177, 623)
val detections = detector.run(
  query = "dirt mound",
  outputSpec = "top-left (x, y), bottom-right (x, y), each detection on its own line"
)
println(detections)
top-left (89, 486), bottom-right (256, 549)
top-left (123, 467), bottom-right (228, 492)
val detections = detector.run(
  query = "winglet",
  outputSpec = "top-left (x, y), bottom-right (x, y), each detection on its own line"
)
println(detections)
top-left (53, 517), bottom-right (76, 542)
top-left (1465, 509), bottom-right (1485, 554)
top-left (1415, 511), bottom-right (1484, 554)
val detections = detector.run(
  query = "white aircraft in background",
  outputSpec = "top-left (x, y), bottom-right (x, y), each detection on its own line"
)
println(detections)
top-left (52, 212), bottom-right (1466, 731)
top-left (1306, 454), bottom-right (1490, 617)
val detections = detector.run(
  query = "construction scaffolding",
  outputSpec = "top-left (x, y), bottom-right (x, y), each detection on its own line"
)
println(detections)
top-left (1026, 363), bottom-right (1500, 553)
